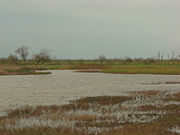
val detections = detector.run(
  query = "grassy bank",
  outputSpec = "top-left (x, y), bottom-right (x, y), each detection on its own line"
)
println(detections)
top-left (0, 90), bottom-right (179, 135)
top-left (100, 66), bottom-right (180, 75)
top-left (0, 65), bottom-right (51, 75)
top-left (1, 64), bottom-right (180, 75)
top-left (73, 64), bottom-right (180, 75)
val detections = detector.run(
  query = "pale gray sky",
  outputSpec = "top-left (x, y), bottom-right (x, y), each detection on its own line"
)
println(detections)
top-left (0, 0), bottom-right (180, 59)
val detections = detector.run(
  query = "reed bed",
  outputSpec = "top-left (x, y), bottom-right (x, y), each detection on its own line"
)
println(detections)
top-left (0, 90), bottom-right (179, 135)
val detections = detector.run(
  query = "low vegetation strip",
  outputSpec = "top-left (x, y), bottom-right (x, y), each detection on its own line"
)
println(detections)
top-left (1, 46), bottom-right (180, 75)
top-left (0, 65), bottom-right (51, 75)
top-left (66, 65), bottom-right (180, 75)
top-left (100, 67), bottom-right (180, 75)
top-left (1, 64), bottom-right (180, 75)
top-left (0, 90), bottom-right (179, 135)
top-left (23, 64), bottom-right (180, 75)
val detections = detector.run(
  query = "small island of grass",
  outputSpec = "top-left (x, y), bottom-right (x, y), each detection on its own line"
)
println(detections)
top-left (0, 65), bottom-right (51, 76)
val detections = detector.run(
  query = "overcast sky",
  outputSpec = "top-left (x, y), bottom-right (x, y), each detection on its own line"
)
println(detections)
top-left (0, 0), bottom-right (180, 59)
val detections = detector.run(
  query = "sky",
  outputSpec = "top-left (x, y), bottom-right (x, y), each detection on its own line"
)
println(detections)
top-left (0, 0), bottom-right (180, 59)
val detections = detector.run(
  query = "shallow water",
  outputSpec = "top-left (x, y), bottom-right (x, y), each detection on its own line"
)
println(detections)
top-left (0, 70), bottom-right (180, 108)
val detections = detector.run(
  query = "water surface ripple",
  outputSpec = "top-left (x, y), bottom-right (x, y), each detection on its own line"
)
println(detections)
top-left (0, 70), bottom-right (180, 108)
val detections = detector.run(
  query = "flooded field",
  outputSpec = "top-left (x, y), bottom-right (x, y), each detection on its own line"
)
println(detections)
top-left (0, 70), bottom-right (180, 135)
top-left (0, 70), bottom-right (180, 108)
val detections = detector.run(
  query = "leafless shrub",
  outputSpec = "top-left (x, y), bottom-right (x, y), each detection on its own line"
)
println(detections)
top-left (98, 55), bottom-right (106, 65)
top-left (8, 54), bottom-right (19, 64)
top-left (15, 46), bottom-right (29, 62)
top-left (122, 57), bottom-right (133, 64)
top-left (33, 49), bottom-right (51, 67)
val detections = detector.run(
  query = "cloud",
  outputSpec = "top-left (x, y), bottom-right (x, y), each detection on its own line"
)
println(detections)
top-left (0, 0), bottom-right (179, 58)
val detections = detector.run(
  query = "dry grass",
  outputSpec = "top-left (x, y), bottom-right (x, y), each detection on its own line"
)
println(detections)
top-left (0, 64), bottom-right (51, 75)
top-left (0, 64), bottom-right (21, 75)
top-left (0, 64), bottom-right (20, 70)
top-left (165, 82), bottom-right (180, 84)
top-left (0, 90), bottom-right (180, 135)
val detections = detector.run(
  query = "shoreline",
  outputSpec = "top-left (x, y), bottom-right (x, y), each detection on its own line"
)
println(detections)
top-left (1, 64), bottom-right (180, 76)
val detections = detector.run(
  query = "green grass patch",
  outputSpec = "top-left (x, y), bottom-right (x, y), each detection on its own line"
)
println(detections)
top-left (101, 67), bottom-right (180, 75)
top-left (2, 64), bottom-right (180, 75)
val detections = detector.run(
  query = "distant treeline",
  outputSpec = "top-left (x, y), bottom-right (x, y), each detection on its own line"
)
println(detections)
top-left (0, 46), bottom-right (180, 65)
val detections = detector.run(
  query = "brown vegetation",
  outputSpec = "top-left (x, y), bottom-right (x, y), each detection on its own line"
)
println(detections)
top-left (0, 64), bottom-right (51, 75)
top-left (0, 90), bottom-right (179, 135)
top-left (165, 82), bottom-right (180, 84)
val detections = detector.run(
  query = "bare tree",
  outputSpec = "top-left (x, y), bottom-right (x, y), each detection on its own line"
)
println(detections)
top-left (8, 54), bottom-right (19, 64)
top-left (122, 57), bottom-right (133, 64)
top-left (161, 52), bottom-right (163, 65)
top-left (15, 46), bottom-right (29, 62)
top-left (157, 51), bottom-right (161, 64)
top-left (33, 49), bottom-right (51, 67)
top-left (144, 58), bottom-right (155, 65)
top-left (172, 51), bottom-right (175, 64)
top-left (98, 55), bottom-right (106, 65)
top-left (178, 55), bottom-right (180, 63)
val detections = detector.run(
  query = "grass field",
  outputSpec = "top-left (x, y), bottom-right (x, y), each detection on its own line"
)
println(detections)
top-left (27, 62), bottom-right (180, 75)
top-left (0, 90), bottom-right (179, 135)
top-left (100, 66), bottom-right (180, 75)
top-left (1, 62), bottom-right (180, 75)
top-left (58, 64), bottom-right (180, 75)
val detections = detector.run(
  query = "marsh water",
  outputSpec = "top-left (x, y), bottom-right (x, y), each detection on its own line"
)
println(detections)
top-left (0, 70), bottom-right (180, 109)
